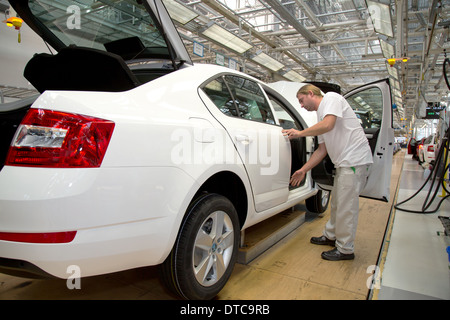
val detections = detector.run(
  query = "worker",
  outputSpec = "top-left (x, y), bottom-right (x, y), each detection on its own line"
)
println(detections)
top-left (282, 84), bottom-right (373, 261)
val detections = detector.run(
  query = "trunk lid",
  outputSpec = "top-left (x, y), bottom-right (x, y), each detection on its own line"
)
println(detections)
top-left (8, 0), bottom-right (193, 92)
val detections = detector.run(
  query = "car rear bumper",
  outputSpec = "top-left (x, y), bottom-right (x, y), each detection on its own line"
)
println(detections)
top-left (424, 154), bottom-right (435, 163)
top-left (0, 218), bottom-right (177, 278)
top-left (0, 165), bottom-right (197, 278)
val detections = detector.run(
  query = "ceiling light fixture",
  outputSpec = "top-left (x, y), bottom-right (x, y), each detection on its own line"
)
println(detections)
top-left (251, 51), bottom-right (284, 72)
top-left (162, 0), bottom-right (198, 25)
top-left (201, 22), bottom-right (253, 54)
top-left (283, 70), bottom-right (306, 82)
top-left (366, 0), bottom-right (394, 38)
top-left (380, 39), bottom-right (395, 60)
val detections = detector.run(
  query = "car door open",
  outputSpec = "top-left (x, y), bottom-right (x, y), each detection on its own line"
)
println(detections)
top-left (314, 79), bottom-right (394, 202)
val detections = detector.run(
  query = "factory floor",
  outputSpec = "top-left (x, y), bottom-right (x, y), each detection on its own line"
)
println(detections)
top-left (0, 149), bottom-right (448, 300)
top-left (373, 151), bottom-right (450, 300)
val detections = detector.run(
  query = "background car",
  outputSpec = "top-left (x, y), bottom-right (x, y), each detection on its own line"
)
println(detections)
top-left (418, 134), bottom-right (437, 164)
top-left (393, 142), bottom-right (401, 154)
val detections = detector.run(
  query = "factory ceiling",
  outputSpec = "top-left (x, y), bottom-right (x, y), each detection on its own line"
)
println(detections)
top-left (1, 0), bottom-right (449, 135)
top-left (169, 0), bottom-right (450, 135)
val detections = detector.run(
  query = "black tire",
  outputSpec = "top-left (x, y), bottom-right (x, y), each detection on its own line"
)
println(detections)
top-left (160, 193), bottom-right (240, 300)
top-left (305, 189), bottom-right (330, 213)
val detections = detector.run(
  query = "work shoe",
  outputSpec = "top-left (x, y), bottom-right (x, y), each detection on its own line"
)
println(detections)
top-left (321, 248), bottom-right (355, 261)
top-left (310, 235), bottom-right (335, 246)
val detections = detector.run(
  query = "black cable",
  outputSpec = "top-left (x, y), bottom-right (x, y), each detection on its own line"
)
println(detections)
top-left (394, 52), bottom-right (450, 214)
top-left (394, 126), bottom-right (450, 214)
top-left (444, 56), bottom-right (450, 90)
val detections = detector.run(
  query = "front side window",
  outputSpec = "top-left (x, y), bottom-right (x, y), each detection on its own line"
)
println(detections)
top-left (346, 87), bottom-right (383, 129)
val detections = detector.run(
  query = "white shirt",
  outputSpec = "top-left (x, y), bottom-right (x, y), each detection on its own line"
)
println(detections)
top-left (317, 92), bottom-right (373, 168)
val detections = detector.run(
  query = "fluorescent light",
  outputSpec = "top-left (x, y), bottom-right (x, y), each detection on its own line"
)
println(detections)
top-left (251, 51), bottom-right (284, 72)
top-left (201, 23), bottom-right (253, 54)
top-left (283, 70), bottom-right (306, 82)
top-left (380, 39), bottom-right (395, 59)
top-left (366, 1), bottom-right (393, 38)
top-left (387, 64), bottom-right (398, 79)
top-left (162, 0), bottom-right (198, 25)
top-left (390, 79), bottom-right (400, 91)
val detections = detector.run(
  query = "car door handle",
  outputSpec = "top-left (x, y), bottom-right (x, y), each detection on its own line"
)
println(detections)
top-left (235, 134), bottom-right (253, 144)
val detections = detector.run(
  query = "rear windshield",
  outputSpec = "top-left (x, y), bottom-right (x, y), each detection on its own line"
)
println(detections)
top-left (28, 0), bottom-right (168, 56)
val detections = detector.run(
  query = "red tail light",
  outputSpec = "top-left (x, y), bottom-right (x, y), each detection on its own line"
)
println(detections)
top-left (0, 231), bottom-right (76, 243)
top-left (5, 109), bottom-right (115, 168)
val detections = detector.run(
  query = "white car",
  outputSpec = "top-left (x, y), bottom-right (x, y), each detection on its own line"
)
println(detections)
top-left (0, 0), bottom-right (394, 299)
top-left (418, 134), bottom-right (437, 164)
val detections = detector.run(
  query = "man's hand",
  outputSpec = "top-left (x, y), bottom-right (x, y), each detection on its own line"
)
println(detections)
top-left (282, 128), bottom-right (301, 139)
top-left (290, 169), bottom-right (306, 187)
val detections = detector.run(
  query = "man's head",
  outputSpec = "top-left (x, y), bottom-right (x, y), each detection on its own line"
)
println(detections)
top-left (296, 84), bottom-right (323, 112)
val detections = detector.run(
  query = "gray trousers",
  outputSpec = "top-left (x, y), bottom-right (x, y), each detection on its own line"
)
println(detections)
top-left (323, 165), bottom-right (370, 254)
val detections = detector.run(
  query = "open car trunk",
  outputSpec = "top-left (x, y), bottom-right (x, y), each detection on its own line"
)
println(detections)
top-left (1, 0), bottom-right (193, 169)
top-left (8, 0), bottom-right (193, 93)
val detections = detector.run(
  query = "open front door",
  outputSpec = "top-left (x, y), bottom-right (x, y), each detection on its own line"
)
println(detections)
top-left (344, 79), bottom-right (394, 201)
top-left (314, 79), bottom-right (394, 202)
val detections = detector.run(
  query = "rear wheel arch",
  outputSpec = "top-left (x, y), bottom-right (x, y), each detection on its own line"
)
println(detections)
top-left (191, 171), bottom-right (248, 229)
top-left (159, 171), bottom-right (249, 299)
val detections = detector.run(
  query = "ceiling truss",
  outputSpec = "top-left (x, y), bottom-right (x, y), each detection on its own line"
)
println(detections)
top-left (1, 0), bottom-right (449, 135)
top-left (169, 0), bottom-right (450, 135)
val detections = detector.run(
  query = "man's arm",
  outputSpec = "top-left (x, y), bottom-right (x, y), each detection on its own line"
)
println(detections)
top-left (282, 114), bottom-right (337, 139)
top-left (290, 143), bottom-right (328, 187)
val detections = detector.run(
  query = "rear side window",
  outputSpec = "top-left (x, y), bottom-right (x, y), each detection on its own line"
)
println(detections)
top-left (202, 75), bottom-right (275, 125)
top-left (203, 77), bottom-right (237, 117)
